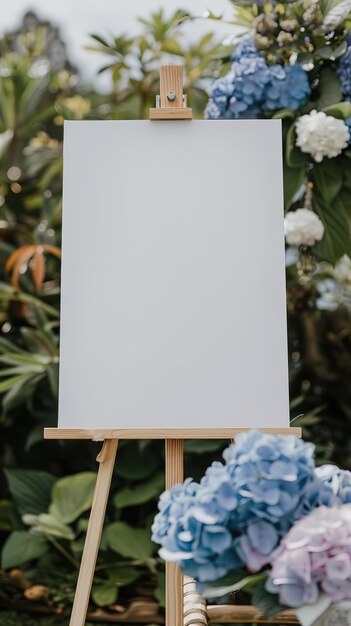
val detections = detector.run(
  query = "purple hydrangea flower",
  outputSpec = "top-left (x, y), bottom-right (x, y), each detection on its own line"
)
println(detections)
top-left (267, 505), bottom-right (351, 606)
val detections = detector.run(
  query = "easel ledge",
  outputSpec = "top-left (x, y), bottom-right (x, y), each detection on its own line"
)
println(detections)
top-left (44, 427), bottom-right (301, 440)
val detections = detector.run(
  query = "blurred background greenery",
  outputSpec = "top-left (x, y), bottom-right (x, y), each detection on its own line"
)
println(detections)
top-left (0, 3), bottom-right (350, 625)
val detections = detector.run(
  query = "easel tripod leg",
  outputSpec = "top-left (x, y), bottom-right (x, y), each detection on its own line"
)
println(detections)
top-left (165, 439), bottom-right (184, 626)
top-left (69, 439), bottom-right (118, 626)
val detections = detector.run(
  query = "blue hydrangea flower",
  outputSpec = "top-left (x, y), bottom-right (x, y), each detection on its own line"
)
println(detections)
top-left (316, 464), bottom-right (351, 503)
top-left (220, 431), bottom-right (322, 570)
top-left (205, 37), bottom-right (310, 120)
top-left (337, 44), bottom-right (351, 97)
top-left (231, 38), bottom-right (259, 62)
top-left (346, 116), bottom-right (351, 143)
top-left (263, 64), bottom-right (311, 110)
top-left (205, 39), bottom-right (270, 119)
top-left (315, 278), bottom-right (342, 311)
top-left (153, 431), bottom-right (336, 581)
top-left (205, 49), bottom-right (270, 119)
top-left (151, 477), bottom-right (241, 582)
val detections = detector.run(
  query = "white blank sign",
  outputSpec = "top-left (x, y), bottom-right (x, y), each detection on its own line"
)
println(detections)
top-left (58, 120), bottom-right (289, 429)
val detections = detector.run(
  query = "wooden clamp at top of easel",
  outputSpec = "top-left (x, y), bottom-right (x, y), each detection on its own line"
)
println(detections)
top-left (44, 65), bottom-right (300, 626)
top-left (149, 65), bottom-right (192, 120)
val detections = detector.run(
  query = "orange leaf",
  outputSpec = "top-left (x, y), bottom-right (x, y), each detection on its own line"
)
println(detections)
top-left (43, 244), bottom-right (61, 259)
top-left (5, 245), bottom-right (34, 272)
top-left (10, 246), bottom-right (36, 290)
top-left (32, 246), bottom-right (46, 292)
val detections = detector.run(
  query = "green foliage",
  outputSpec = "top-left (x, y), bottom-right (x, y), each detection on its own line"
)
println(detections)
top-left (251, 582), bottom-right (288, 618)
top-left (2, 531), bottom-right (48, 569)
top-left (88, 9), bottom-right (230, 119)
top-left (92, 581), bottom-right (118, 607)
top-left (5, 469), bottom-right (55, 515)
top-left (0, 499), bottom-right (13, 530)
top-left (113, 472), bottom-right (164, 508)
top-left (1, 467), bottom-right (160, 608)
top-left (105, 522), bottom-right (154, 560)
top-left (203, 570), bottom-right (266, 598)
top-left (50, 472), bottom-right (96, 524)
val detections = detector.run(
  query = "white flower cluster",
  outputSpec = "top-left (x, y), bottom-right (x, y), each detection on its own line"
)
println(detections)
top-left (295, 110), bottom-right (350, 162)
top-left (284, 208), bottom-right (325, 247)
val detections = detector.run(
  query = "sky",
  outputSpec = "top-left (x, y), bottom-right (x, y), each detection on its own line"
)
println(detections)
top-left (2, 1), bottom-right (236, 88)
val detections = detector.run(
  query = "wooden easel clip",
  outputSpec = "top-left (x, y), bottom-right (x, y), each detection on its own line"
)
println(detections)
top-left (149, 65), bottom-right (192, 120)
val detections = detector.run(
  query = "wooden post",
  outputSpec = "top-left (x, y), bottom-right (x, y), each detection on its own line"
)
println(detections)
top-left (69, 439), bottom-right (118, 626)
top-left (165, 439), bottom-right (184, 626)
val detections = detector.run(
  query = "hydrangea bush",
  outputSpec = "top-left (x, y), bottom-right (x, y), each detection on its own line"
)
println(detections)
top-left (205, 0), bottom-right (351, 266)
top-left (153, 431), bottom-right (351, 620)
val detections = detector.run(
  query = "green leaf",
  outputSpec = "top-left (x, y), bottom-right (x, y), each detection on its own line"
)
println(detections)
top-left (272, 108), bottom-right (295, 120)
top-left (283, 164), bottom-right (306, 207)
top-left (317, 41), bottom-right (348, 60)
top-left (184, 439), bottom-right (226, 453)
top-left (312, 159), bottom-right (343, 204)
top-left (22, 513), bottom-right (75, 540)
top-left (50, 472), bottom-right (96, 524)
top-left (252, 583), bottom-right (286, 618)
top-left (315, 68), bottom-right (342, 110)
top-left (20, 327), bottom-right (54, 355)
top-left (0, 373), bottom-right (30, 393)
top-left (323, 102), bottom-right (351, 119)
top-left (154, 570), bottom-right (165, 607)
top-left (5, 469), bottom-right (55, 516)
top-left (0, 337), bottom-right (28, 355)
top-left (2, 373), bottom-right (44, 415)
top-left (0, 500), bottom-right (13, 531)
top-left (319, 0), bottom-right (340, 16)
top-left (105, 522), bottom-right (154, 560)
top-left (107, 566), bottom-right (140, 586)
top-left (113, 473), bottom-right (164, 508)
top-left (285, 123), bottom-right (308, 169)
top-left (90, 34), bottom-right (110, 48)
top-left (1, 531), bottom-right (48, 568)
top-left (92, 582), bottom-right (118, 607)
top-left (313, 196), bottom-right (351, 263)
top-left (117, 442), bottom-right (158, 479)
top-left (0, 352), bottom-right (50, 366)
top-left (161, 38), bottom-right (183, 55)
top-left (203, 571), bottom-right (266, 599)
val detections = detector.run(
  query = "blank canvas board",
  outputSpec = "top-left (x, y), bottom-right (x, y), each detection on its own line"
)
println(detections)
top-left (58, 120), bottom-right (289, 429)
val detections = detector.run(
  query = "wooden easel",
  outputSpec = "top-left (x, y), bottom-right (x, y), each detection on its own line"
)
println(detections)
top-left (44, 428), bottom-right (299, 626)
top-left (45, 67), bottom-right (300, 626)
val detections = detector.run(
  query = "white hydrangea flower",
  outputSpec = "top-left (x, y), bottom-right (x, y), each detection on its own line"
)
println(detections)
top-left (295, 110), bottom-right (350, 162)
top-left (284, 208), bottom-right (325, 247)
